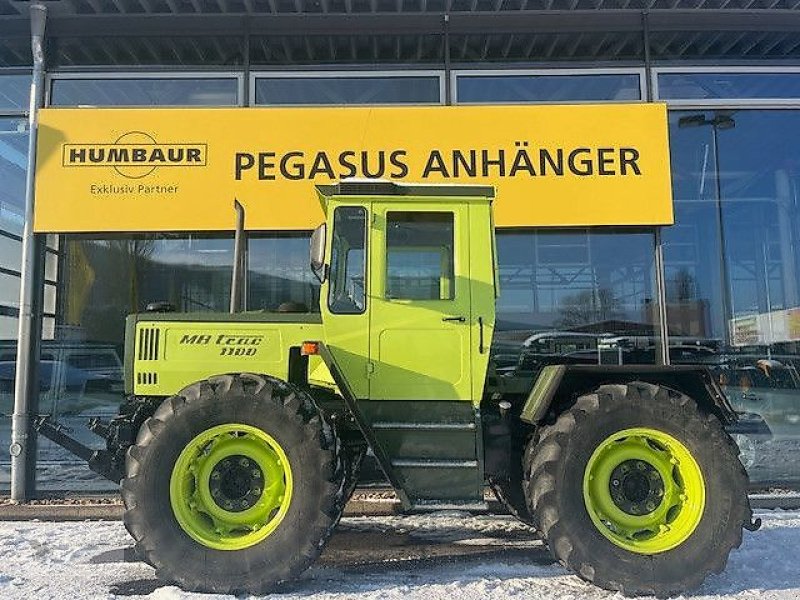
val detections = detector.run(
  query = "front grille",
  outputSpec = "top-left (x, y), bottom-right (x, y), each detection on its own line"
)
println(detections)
top-left (137, 326), bottom-right (160, 361)
top-left (136, 372), bottom-right (159, 386)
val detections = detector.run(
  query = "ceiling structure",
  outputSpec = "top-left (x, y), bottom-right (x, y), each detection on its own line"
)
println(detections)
top-left (1, 2), bottom-right (799, 66)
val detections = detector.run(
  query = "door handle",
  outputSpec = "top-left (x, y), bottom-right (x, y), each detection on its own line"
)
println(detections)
top-left (442, 316), bottom-right (466, 322)
top-left (479, 316), bottom-right (485, 354)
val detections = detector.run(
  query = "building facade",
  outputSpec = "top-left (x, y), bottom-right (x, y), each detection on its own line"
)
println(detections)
top-left (1, 2), bottom-right (800, 492)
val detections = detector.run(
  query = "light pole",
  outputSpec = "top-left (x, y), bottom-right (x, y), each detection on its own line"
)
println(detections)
top-left (678, 112), bottom-right (736, 349)
top-left (10, 2), bottom-right (47, 502)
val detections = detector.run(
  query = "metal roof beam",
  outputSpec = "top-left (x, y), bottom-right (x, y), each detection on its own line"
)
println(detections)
top-left (2, 9), bottom-right (800, 40)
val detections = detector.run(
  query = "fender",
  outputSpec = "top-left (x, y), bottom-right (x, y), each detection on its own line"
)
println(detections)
top-left (520, 364), bottom-right (737, 426)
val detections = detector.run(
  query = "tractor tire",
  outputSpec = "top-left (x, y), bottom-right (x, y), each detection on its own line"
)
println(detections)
top-left (121, 373), bottom-right (345, 595)
top-left (524, 382), bottom-right (750, 597)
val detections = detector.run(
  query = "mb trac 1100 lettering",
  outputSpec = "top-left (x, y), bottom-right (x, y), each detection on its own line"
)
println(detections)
top-left (39, 181), bottom-right (759, 597)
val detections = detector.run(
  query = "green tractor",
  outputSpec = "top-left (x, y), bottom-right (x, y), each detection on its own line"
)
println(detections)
top-left (41, 181), bottom-right (758, 596)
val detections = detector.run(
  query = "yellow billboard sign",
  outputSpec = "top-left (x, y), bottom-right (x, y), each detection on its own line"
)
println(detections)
top-left (34, 104), bottom-right (673, 233)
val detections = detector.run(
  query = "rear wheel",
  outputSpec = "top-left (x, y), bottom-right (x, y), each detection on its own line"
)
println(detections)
top-left (524, 382), bottom-right (750, 596)
top-left (122, 373), bottom-right (345, 595)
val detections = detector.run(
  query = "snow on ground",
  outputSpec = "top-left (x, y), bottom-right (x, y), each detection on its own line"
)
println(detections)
top-left (0, 511), bottom-right (797, 600)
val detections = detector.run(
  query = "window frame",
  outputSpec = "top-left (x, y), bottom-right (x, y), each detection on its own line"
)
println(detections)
top-left (451, 67), bottom-right (646, 105)
top-left (327, 205), bottom-right (368, 316)
top-left (384, 210), bottom-right (456, 303)
top-left (250, 70), bottom-right (446, 107)
top-left (45, 71), bottom-right (245, 108)
top-left (652, 66), bottom-right (800, 109)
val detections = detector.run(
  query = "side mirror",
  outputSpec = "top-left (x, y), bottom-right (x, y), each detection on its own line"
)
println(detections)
top-left (310, 223), bottom-right (327, 283)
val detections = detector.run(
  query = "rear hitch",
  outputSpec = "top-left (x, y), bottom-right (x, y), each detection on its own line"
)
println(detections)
top-left (88, 417), bottom-right (110, 439)
top-left (34, 416), bottom-right (122, 483)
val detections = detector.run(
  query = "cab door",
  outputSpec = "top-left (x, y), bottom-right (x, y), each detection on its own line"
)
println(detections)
top-left (368, 203), bottom-right (472, 401)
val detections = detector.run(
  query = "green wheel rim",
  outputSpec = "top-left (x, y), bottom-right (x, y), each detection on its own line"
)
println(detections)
top-left (169, 423), bottom-right (293, 551)
top-left (582, 427), bottom-right (705, 554)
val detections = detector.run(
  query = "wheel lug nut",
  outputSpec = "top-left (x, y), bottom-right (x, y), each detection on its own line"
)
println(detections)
top-left (612, 479), bottom-right (621, 487)
top-left (240, 458), bottom-right (249, 467)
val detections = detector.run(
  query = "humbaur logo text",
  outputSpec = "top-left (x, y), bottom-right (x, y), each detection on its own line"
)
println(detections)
top-left (62, 131), bottom-right (207, 179)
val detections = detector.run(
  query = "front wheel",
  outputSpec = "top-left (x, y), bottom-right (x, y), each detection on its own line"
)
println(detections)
top-left (524, 382), bottom-right (751, 597)
top-left (121, 374), bottom-right (345, 595)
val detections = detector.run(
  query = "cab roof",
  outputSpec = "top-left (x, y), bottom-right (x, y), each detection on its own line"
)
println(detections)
top-left (315, 180), bottom-right (495, 214)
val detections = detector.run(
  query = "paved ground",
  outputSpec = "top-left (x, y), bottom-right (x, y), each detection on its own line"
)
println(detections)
top-left (0, 511), bottom-right (798, 599)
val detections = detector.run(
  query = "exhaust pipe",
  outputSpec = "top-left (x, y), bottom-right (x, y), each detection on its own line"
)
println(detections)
top-left (229, 199), bottom-right (246, 314)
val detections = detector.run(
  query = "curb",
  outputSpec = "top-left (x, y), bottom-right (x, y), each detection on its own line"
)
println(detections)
top-left (749, 494), bottom-right (800, 511)
top-left (0, 496), bottom-right (409, 521)
top-left (0, 493), bottom-right (795, 521)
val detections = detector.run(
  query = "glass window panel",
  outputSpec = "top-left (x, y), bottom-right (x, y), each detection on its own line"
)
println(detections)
top-left (658, 72), bottom-right (800, 101)
top-left (247, 234), bottom-right (320, 313)
top-left (60, 234), bottom-right (233, 345)
top-left (33, 339), bottom-right (122, 493)
top-left (41, 316), bottom-right (54, 341)
top-left (45, 234), bottom-right (59, 252)
top-left (386, 212), bottom-right (454, 301)
top-left (665, 109), bottom-right (800, 485)
top-left (328, 207), bottom-right (367, 314)
top-left (0, 117), bottom-right (27, 237)
top-left (43, 283), bottom-right (56, 315)
top-left (0, 272), bottom-right (19, 306)
top-left (44, 250), bottom-right (58, 281)
top-left (0, 73), bottom-right (30, 111)
top-left (33, 233), bottom-right (237, 490)
top-left (457, 73), bottom-right (641, 103)
top-left (493, 229), bottom-right (656, 374)
top-left (0, 234), bottom-right (21, 273)
top-left (50, 77), bottom-right (239, 107)
top-left (255, 76), bottom-right (441, 106)
top-left (0, 315), bottom-right (15, 340)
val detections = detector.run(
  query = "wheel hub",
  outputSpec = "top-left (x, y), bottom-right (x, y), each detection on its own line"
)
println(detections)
top-left (169, 423), bottom-right (293, 551)
top-left (608, 459), bottom-right (664, 515)
top-left (209, 454), bottom-right (264, 512)
top-left (582, 427), bottom-right (706, 554)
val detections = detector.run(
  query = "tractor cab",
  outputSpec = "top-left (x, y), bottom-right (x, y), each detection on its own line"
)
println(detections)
top-left (310, 181), bottom-right (498, 405)
top-left (304, 181), bottom-right (499, 507)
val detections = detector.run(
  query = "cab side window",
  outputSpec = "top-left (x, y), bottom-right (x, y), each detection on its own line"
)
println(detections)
top-left (386, 211), bottom-right (454, 300)
top-left (328, 207), bottom-right (367, 314)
